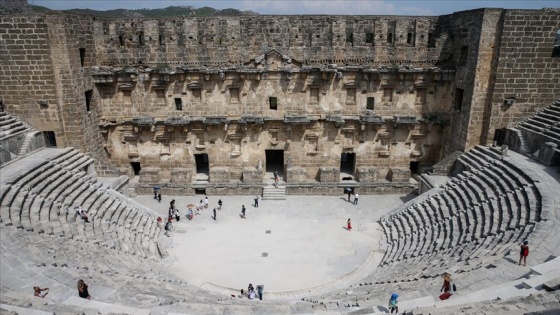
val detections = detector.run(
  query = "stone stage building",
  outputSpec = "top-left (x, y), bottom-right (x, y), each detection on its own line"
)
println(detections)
top-left (1, 7), bottom-right (559, 196)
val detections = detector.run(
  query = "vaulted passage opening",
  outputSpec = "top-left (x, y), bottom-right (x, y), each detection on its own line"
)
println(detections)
top-left (265, 149), bottom-right (284, 175)
top-left (194, 154), bottom-right (209, 179)
top-left (43, 131), bottom-right (57, 147)
top-left (340, 153), bottom-right (355, 180)
top-left (130, 162), bottom-right (141, 176)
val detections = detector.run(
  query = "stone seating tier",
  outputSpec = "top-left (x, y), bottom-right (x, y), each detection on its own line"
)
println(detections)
top-left (0, 148), bottom-right (163, 258)
top-left (377, 145), bottom-right (543, 282)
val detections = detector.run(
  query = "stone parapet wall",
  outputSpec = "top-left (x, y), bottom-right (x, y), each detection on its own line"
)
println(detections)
top-left (209, 167), bottom-right (230, 184)
top-left (242, 168), bottom-right (263, 184)
top-left (132, 182), bottom-right (417, 196)
top-left (286, 167), bottom-right (307, 183)
top-left (170, 168), bottom-right (191, 183)
top-left (357, 167), bottom-right (381, 182)
top-left (319, 167), bottom-right (339, 182)
top-left (139, 167), bottom-right (160, 183)
top-left (388, 167), bottom-right (411, 183)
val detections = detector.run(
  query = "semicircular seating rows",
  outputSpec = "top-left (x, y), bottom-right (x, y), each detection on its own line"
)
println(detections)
top-left (374, 145), bottom-right (544, 283)
top-left (0, 147), bottom-right (163, 259)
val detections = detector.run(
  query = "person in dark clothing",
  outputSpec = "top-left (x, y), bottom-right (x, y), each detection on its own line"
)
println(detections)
top-left (77, 280), bottom-right (90, 299)
top-left (346, 188), bottom-right (352, 202)
top-left (218, 199), bottom-right (223, 210)
top-left (213, 208), bottom-right (217, 221)
top-left (241, 205), bottom-right (246, 218)
top-left (157, 193), bottom-right (162, 203)
top-left (254, 196), bottom-right (259, 208)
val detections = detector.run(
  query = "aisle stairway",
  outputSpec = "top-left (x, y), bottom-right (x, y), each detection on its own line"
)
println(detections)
top-left (262, 184), bottom-right (286, 200)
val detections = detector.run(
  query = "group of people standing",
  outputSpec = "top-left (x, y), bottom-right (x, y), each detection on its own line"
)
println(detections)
top-left (242, 283), bottom-right (263, 300)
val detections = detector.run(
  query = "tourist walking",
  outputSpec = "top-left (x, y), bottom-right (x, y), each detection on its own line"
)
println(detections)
top-left (213, 208), bottom-right (217, 221)
top-left (353, 192), bottom-right (359, 205)
top-left (346, 188), bottom-right (352, 202)
top-left (157, 192), bottom-right (162, 203)
top-left (204, 196), bottom-right (209, 209)
top-left (274, 172), bottom-right (279, 188)
top-left (388, 293), bottom-right (399, 314)
top-left (174, 208), bottom-right (180, 222)
top-left (254, 195), bottom-right (259, 208)
top-left (241, 205), bottom-right (246, 219)
top-left (257, 285), bottom-right (264, 300)
top-left (33, 286), bottom-right (49, 298)
top-left (77, 280), bottom-right (90, 300)
top-left (519, 240), bottom-right (529, 266)
top-left (218, 199), bottom-right (223, 210)
top-left (164, 219), bottom-right (173, 237)
top-left (347, 218), bottom-right (352, 231)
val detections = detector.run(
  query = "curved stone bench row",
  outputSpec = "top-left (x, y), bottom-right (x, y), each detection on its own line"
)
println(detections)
top-left (0, 227), bottom-right (215, 308)
top-left (376, 146), bottom-right (542, 282)
top-left (0, 148), bottom-right (162, 259)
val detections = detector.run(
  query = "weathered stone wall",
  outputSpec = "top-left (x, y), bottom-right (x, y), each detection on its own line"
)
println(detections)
top-left (0, 13), bottom-right (117, 175)
top-left (2, 9), bottom-right (558, 194)
top-left (93, 16), bottom-right (444, 67)
top-left (485, 9), bottom-right (560, 144)
top-left (0, 15), bottom-right (62, 137)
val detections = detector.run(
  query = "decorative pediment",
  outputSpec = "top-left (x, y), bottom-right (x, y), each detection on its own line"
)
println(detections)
top-left (246, 49), bottom-right (302, 72)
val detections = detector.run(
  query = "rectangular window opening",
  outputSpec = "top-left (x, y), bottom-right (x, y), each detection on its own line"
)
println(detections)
top-left (366, 97), bottom-right (375, 110)
top-left (387, 32), bottom-right (393, 44)
top-left (346, 32), bottom-right (354, 46)
top-left (119, 35), bottom-right (124, 46)
top-left (269, 97), bottom-right (278, 110)
top-left (365, 32), bottom-right (374, 44)
top-left (85, 90), bottom-right (92, 112)
top-left (407, 32), bottom-right (414, 45)
top-left (79, 48), bottom-right (86, 67)
top-left (174, 98), bottom-right (182, 110)
top-left (459, 46), bottom-right (469, 66)
top-left (138, 34), bottom-right (144, 46)
top-left (455, 88), bottom-right (464, 111)
top-left (159, 34), bottom-right (164, 46)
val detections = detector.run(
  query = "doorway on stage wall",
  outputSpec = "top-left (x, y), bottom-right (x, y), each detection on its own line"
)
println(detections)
top-left (265, 149), bottom-right (284, 180)
top-left (130, 162), bottom-right (141, 176)
top-left (194, 153), bottom-right (209, 181)
top-left (340, 152), bottom-right (355, 181)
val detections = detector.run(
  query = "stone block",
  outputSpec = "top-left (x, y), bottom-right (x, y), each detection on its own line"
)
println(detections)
top-left (388, 167), bottom-right (410, 183)
top-left (286, 167), bottom-right (307, 183)
top-left (139, 167), bottom-right (160, 183)
top-left (242, 167), bottom-right (263, 184)
top-left (319, 167), bottom-right (339, 183)
top-left (170, 168), bottom-right (192, 184)
top-left (537, 142), bottom-right (558, 166)
top-left (209, 167), bottom-right (230, 184)
top-left (357, 167), bottom-right (380, 182)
